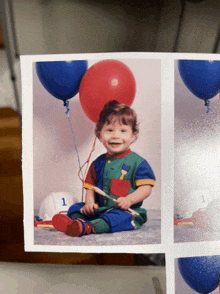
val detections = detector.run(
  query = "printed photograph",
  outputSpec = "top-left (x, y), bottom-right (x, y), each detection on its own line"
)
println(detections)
top-left (174, 59), bottom-right (220, 243)
top-left (25, 55), bottom-right (162, 248)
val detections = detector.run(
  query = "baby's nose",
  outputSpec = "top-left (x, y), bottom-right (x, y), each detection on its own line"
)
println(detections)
top-left (112, 130), bottom-right (120, 138)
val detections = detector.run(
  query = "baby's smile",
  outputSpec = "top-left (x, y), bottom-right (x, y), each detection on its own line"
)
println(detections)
top-left (108, 141), bottom-right (123, 148)
top-left (109, 142), bottom-right (122, 145)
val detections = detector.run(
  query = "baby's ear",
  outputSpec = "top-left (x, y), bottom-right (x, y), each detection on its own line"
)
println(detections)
top-left (134, 131), bottom-right (138, 137)
top-left (132, 132), bottom-right (138, 142)
top-left (96, 131), bottom-right (101, 140)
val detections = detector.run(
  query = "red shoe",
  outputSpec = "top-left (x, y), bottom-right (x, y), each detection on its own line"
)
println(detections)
top-left (52, 214), bottom-right (74, 232)
top-left (52, 214), bottom-right (95, 237)
top-left (66, 219), bottom-right (95, 237)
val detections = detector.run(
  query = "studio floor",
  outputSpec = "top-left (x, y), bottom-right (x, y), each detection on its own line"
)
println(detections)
top-left (34, 209), bottom-right (161, 246)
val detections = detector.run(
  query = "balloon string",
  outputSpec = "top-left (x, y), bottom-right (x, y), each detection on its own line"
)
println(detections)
top-left (205, 99), bottom-right (210, 119)
top-left (78, 136), bottom-right (97, 186)
top-left (65, 101), bottom-right (84, 201)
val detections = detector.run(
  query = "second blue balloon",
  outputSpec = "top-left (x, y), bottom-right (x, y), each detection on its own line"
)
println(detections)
top-left (178, 60), bottom-right (220, 102)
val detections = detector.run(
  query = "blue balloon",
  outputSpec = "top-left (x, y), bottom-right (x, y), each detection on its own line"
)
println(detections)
top-left (178, 60), bottom-right (220, 101)
top-left (178, 256), bottom-right (220, 293)
top-left (36, 60), bottom-right (88, 104)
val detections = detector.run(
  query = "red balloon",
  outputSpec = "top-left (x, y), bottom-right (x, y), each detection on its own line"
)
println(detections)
top-left (79, 60), bottom-right (136, 122)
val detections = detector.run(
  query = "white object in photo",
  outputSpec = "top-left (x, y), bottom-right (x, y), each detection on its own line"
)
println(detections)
top-left (39, 192), bottom-right (76, 220)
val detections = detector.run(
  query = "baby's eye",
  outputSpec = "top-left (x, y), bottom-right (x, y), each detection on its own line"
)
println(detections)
top-left (107, 129), bottom-right (113, 132)
top-left (121, 129), bottom-right (126, 132)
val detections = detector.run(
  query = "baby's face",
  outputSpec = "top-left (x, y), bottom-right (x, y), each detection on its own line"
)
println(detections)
top-left (99, 119), bottom-right (136, 156)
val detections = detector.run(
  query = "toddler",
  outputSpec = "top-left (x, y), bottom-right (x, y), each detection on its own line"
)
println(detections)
top-left (52, 100), bottom-right (156, 237)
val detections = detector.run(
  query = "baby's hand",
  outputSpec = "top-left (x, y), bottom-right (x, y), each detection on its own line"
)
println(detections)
top-left (80, 203), bottom-right (99, 216)
top-left (114, 197), bottom-right (132, 211)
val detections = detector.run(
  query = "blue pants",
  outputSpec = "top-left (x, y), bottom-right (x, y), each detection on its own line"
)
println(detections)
top-left (67, 202), bottom-right (147, 233)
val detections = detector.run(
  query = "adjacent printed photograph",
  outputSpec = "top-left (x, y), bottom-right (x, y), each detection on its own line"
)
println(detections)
top-left (174, 59), bottom-right (220, 243)
top-left (22, 55), bottom-right (161, 250)
top-left (175, 255), bottom-right (220, 294)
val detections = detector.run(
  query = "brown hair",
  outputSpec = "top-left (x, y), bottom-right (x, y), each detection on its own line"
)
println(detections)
top-left (95, 100), bottom-right (139, 138)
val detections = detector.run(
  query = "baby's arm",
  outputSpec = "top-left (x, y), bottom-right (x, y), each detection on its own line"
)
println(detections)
top-left (80, 189), bottom-right (99, 216)
top-left (114, 185), bottom-right (152, 211)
